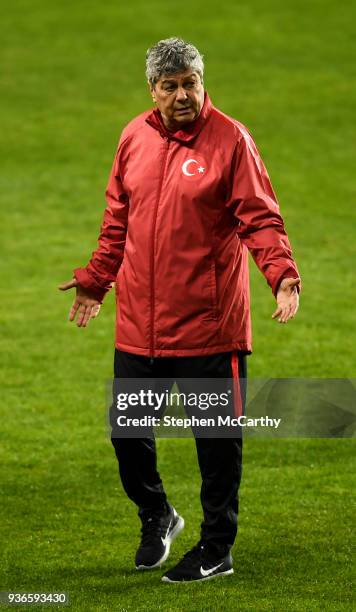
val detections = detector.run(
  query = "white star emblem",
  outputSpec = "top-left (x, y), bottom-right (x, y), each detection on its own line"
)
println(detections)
top-left (198, 166), bottom-right (205, 173)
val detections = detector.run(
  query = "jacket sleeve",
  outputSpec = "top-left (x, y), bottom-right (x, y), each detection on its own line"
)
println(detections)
top-left (226, 128), bottom-right (301, 296)
top-left (73, 140), bottom-right (129, 303)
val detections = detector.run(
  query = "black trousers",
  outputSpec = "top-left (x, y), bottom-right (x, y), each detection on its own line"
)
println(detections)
top-left (110, 349), bottom-right (247, 554)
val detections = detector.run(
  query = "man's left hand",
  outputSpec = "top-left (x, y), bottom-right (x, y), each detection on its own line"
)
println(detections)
top-left (272, 277), bottom-right (301, 324)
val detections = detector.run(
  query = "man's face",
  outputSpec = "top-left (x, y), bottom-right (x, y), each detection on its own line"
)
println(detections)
top-left (150, 70), bottom-right (205, 131)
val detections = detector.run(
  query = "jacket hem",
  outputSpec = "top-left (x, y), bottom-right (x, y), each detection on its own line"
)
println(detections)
top-left (115, 340), bottom-right (252, 358)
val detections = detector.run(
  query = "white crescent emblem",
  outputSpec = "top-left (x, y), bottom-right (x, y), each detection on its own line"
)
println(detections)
top-left (182, 159), bottom-right (200, 176)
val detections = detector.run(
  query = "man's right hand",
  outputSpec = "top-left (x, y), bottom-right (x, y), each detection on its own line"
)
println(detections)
top-left (58, 278), bottom-right (101, 327)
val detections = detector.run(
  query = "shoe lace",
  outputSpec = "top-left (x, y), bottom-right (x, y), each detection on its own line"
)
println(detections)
top-left (140, 515), bottom-right (169, 547)
top-left (181, 540), bottom-right (205, 562)
top-left (179, 540), bottom-right (221, 568)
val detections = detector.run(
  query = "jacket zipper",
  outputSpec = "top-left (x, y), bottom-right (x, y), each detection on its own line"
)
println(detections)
top-left (149, 136), bottom-right (170, 359)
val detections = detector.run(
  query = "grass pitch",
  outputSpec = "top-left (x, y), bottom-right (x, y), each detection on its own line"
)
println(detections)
top-left (1, 0), bottom-right (355, 610)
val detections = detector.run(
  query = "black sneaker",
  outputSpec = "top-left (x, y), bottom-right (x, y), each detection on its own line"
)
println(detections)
top-left (135, 505), bottom-right (184, 570)
top-left (161, 541), bottom-right (233, 583)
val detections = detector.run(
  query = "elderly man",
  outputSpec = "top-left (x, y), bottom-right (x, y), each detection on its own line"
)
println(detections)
top-left (60, 37), bottom-right (300, 583)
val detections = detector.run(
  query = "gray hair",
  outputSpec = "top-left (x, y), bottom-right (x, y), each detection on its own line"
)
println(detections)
top-left (146, 37), bottom-right (204, 86)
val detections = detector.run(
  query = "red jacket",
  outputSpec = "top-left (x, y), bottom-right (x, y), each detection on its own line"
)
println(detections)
top-left (74, 93), bottom-right (300, 357)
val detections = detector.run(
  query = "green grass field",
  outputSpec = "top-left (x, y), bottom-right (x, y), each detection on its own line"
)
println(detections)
top-left (1, 0), bottom-right (355, 610)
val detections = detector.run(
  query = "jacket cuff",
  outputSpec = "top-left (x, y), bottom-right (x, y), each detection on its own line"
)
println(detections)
top-left (73, 267), bottom-right (110, 303)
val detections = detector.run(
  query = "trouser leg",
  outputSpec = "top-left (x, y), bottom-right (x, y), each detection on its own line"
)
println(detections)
top-left (173, 351), bottom-right (247, 554)
top-left (110, 349), bottom-right (173, 514)
top-left (111, 436), bottom-right (168, 511)
top-left (195, 436), bottom-right (243, 554)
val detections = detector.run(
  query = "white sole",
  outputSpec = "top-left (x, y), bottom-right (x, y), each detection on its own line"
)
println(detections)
top-left (136, 515), bottom-right (185, 571)
top-left (161, 568), bottom-right (234, 583)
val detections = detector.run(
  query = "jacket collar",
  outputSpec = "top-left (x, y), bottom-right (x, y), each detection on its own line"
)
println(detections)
top-left (145, 92), bottom-right (212, 143)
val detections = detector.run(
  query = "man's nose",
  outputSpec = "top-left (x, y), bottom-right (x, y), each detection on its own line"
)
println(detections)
top-left (175, 87), bottom-right (188, 102)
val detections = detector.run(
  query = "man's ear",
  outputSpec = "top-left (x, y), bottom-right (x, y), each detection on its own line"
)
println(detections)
top-left (149, 83), bottom-right (156, 103)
